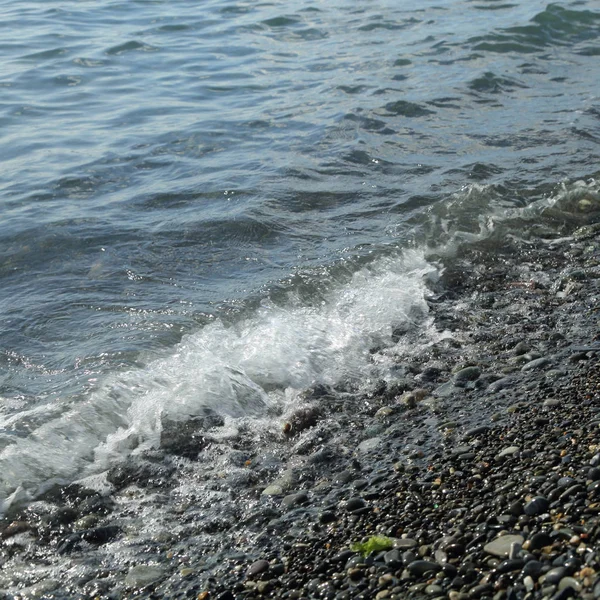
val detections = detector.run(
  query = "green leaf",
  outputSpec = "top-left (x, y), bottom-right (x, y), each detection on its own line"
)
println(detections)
top-left (350, 535), bottom-right (394, 557)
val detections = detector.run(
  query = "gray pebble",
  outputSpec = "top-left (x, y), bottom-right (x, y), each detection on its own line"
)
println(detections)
top-left (522, 357), bottom-right (550, 371)
top-left (247, 559), bottom-right (270, 577)
top-left (406, 560), bottom-right (441, 577)
top-left (524, 496), bottom-right (550, 516)
top-left (544, 566), bottom-right (567, 585)
top-left (483, 534), bottom-right (524, 558)
top-left (454, 366), bottom-right (481, 382)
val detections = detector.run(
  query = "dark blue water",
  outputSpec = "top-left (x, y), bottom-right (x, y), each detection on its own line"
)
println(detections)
top-left (1, 0), bottom-right (600, 502)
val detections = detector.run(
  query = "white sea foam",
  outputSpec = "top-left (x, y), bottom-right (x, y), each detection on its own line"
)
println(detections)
top-left (0, 249), bottom-right (438, 505)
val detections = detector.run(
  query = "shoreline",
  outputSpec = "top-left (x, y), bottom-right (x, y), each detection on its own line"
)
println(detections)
top-left (199, 227), bottom-right (600, 599)
top-left (2, 223), bottom-right (600, 599)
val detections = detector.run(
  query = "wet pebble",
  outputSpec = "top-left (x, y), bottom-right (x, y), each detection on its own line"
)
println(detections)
top-left (524, 496), bottom-right (550, 516)
top-left (125, 565), bottom-right (165, 588)
top-left (406, 560), bottom-right (442, 577)
top-left (247, 560), bottom-right (270, 578)
top-left (483, 535), bottom-right (524, 558)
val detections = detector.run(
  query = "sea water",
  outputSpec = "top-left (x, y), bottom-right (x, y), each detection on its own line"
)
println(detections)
top-left (1, 0), bottom-right (599, 505)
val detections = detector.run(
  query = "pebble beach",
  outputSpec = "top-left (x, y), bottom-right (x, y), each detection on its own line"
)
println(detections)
top-left (2, 211), bottom-right (600, 600)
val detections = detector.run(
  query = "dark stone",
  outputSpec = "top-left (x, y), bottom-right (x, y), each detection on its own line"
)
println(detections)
top-left (496, 558), bottom-right (525, 574)
top-left (551, 587), bottom-right (576, 600)
top-left (282, 492), bottom-right (309, 508)
top-left (559, 484), bottom-right (585, 501)
top-left (160, 415), bottom-right (222, 459)
top-left (545, 566), bottom-right (567, 584)
top-left (508, 501), bottom-right (524, 516)
top-left (588, 480), bottom-right (600, 495)
top-left (445, 543), bottom-right (465, 557)
top-left (529, 532), bottom-right (552, 550)
top-left (319, 511), bottom-right (337, 524)
top-left (443, 563), bottom-right (458, 578)
top-left (454, 366), bottom-right (481, 382)
top-left (247, 559), bottom-right (270, 577)
top-left (383, 549), bottom-right (402, 569)
top-left (57, 526), bottom-right (121, 554)
top-left (469, 583), bottom-right (493, 598)
top-left (46, 507), bottom-right (78, 527)
top-left (106, 459), bottom-right (176, 490)
top-left (589, 467), bottom-right (600, 481)
top-left (524, 496), bottom-right (550, 516)
top-left (332, 550), bottom-right (355, 563)
top-left (521, 560), bottom-right (543, 578)
top-left (77, 495), bottom-right (115, 516)
top-left (406, 560), bottom-right (441, 577)
top-left (343, 497), bottom-right (366, 512)
top-left (563, 556), bottom-right (582, 574)
top-left (463, 426), bottom-right (490, 440)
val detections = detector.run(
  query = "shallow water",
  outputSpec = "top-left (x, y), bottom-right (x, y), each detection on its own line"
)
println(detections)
top-left (1, 0), bottom-right (600, 503)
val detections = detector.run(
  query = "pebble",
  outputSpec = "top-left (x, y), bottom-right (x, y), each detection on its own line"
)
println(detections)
top-left (247, 559), bottom-right (270, 577)
top-left (483, 535), bottom-right (524, 558)
top-left (524, 575), bottom-right (535, 592)
top-left (394, 538), bottom-right (418, 550)
top-left (522, 357), bottom-right (550, 371)
top-left (524, 496), bottom-right (550, 515)
top-left (454, 366), bottom-right (481, 382)
top-left (358, 437), bottom-right (381, 452)
top-left (282, 491), bottom-right (308, 507)
top-left (406, 560), bottom-right (442, 577)
top-left (319, 511), bottom-right (337, 524)
top-left (375, 407), bottom-right (395, 419)
top-left (496, 558), bottom-right (525, 573)
top-left (529, 532), bottom-right (552, 550)
top-left (342, 497), bottom-right (366, 512)
top-left (463, 426), bottom-right (490, 439)
top-left (262, 485), bottom-right (283, 496)
top-left (544, 566), bottom-right (567, 584)
top-left (544, 398), bottom-right (561, 408)
top-left (384, 549), bottom-right (403, 569)
top-left (497, 446), bottom-right (520, 459)
top-left (558, 577), bottom-right (582, 592)
top-left (125, 565), bottom-right (165, 588)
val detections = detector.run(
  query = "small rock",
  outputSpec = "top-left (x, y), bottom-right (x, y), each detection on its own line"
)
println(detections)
top-left (375, 407), bottom-right (395, 419)
top-left (125, 565), bottom-right (165, 588)
top-left (483, 534), bottom-right (524, 558)
top-left (342, 497), bottom-right (366, 512)
top-left (358, 437), bottom-right (381, 452)
top-left (496, 558), bottom-right (524, 573)
top-left (558, 577), bottom-right (581, 592)
top-left (282, 492), bottom-right (308, 507)
top-left (497, 446), bottom-right (520, 459)
top-left (524, 496), bottom-right (550, 516)
top-left (454, 366), bottom-right (481, 382)
top-left (463, 426), bottom-right (490, 440)
top-left (406, 560), bottom-right (441, 577)
top-left (247, 559), bottom-right (270, 577)
top-left (521, 357), bottom-right (550, 371)
top-left (544, 566), bottom-right (566, 585)
top-left (524, 575), bottom-right (535, 592)
top-left (319, 511), bottom-right (337, 524)
top-left (384, 549), bottom-right (403, 568)
top-left (394, 538), bottom-right (418, 550)
top-left (528, 532), bottom-right (552, 551)
top-left (543, 398), bottom-right (561, 408)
